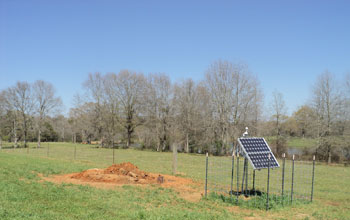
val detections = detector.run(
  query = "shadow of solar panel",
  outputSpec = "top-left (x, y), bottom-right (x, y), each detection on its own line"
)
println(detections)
top-left (238, 137), bottom-right (279, 169)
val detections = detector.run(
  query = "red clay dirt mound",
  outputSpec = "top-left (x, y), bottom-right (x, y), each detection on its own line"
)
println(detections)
top-left (39, 162), bottom-right (202, 202)
top-left (70, 162), bottom-right (157, 184)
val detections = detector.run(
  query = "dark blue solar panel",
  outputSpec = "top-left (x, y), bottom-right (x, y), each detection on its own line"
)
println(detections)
top-left (238, 137), bottom-right (279, 169)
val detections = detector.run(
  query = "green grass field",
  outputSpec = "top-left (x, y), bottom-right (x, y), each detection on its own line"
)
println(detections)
top-left (0, 142), bottom-right (349, 219)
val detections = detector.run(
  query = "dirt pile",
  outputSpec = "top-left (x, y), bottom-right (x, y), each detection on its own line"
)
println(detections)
top-left (70, 162), bottom-right (158, 184)
top-left (39, 162), bottom-right (203, 202)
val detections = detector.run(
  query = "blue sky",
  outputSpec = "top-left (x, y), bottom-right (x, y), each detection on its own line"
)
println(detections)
top-left (1, 0), bottom-right (349, 115)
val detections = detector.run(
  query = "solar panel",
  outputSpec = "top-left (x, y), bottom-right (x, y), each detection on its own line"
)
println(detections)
top-left (238, 137), bottom-right (279, 170)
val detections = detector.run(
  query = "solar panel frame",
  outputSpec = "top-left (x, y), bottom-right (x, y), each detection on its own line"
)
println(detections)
top-left (237, 137), bottom-right (280, 170)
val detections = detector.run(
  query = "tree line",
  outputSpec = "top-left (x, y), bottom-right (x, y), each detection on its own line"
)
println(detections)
top-left (0, 61), bottom-right (349, 163)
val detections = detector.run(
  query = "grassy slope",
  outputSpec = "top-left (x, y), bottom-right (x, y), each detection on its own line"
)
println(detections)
top-left (0, 143), bottom-right (349, 219)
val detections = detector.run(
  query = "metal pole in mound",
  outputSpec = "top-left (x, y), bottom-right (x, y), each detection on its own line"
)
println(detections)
top-left (311, 155), bottom-right (315, 202)
top-left (282, 153), bottom-right (286, 205)
top-left (205, 152), bottom-right (208, 198)
top-left (236, 153), bottom-right (240, 204)
top-left (291, 154), bottom-right (295, 204)
top-left (230, 151), bottom-right (234, 199)
top-left (266, 153), bottom-right (271, 211)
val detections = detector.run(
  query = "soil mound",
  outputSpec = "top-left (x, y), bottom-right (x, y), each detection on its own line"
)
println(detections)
top-left (39, 162), bottom-right (203, 202)
top-left (71, 162), bottom-right (157, 184)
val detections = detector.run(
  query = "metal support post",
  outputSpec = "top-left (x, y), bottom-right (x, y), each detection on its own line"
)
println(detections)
top-left (291, 154), bottom-right (295, 204)
top-left (282, 153), bottom-right (286, 205)
top-left (245, 159), bottom-right (248, 196)
top-left (253, 170), bottom-right (256, 193)
top-left (205, 152), bottom-right (208, 198)
top-left (311, 155), bottom-right (315, 202)
top-left (266, 153), bottom-right (271, 211)
top-left (236, 153), bottom-right (240, 204)
top-left (241, 158), bottom-right (246, 193)
top-left (230, 151), bottom-right (234, 198)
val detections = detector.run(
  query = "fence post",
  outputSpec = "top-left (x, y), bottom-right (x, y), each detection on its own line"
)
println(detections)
top-left (291, 154), bottom-right (295, 204)
top-left (205, 152), bottom-right (208, 198)
top-left (74, 144), bottom-right (77, 160)
top-left (252, 170), bottom-right (256, 192)
top-left (241, 158), bottom-right (246, 193)
top-left (230, 151), bottom-right (235, 199)
top-left (236, 153), bottom-right (240, 204)
top-left (311, 155), bottom-right (315, 202)
top-left (172, 143), bottom-right (177, 175)
top-left (113, 147), bottom-right (115, 164)
top-left (245, 159), bottom-right (248, 196)
top-left (282, 153), bottom-right (286, 205)
top-left (47, 143), bottom-right (49, 157)
top-left (266, 153), bottom-right (271, 211)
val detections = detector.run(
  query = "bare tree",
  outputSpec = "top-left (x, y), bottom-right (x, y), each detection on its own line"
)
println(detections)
top-left (103, 73), bottom-right (122, 148)
top-left (271, 90), bottom-right (287, 137)
top-left (83, 73), bottom-right (107, 146)
top-left (4, 82), bottom-right (34, 147)
top-left (33, 80), bottom-right (62, 148)
top-left (173, 79), bottom-right (202, 153)
top-left (113, 70), bottom-right (145, 148)
top-left (205, 60), bottom-right (263, 154)
top-left (270, 90), bottom-right (287, 156)
top-left (311, 71), bottom-right (343, 163)
top-left (142, 73), bottom-right (173, 151)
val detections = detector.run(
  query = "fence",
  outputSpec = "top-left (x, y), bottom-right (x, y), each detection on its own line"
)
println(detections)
top-left (0, 142), bottom-right (206, 180)
top-left (205, 152), bottom-right (316, 210)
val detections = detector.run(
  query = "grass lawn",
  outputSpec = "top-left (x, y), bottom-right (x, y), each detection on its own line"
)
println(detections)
top-left (0, 142), bottom-right (349, 219)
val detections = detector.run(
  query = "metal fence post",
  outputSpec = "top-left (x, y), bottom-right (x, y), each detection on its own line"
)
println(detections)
top-left (245, 159), bottom-right (248, 196)
top-left (230, 151), bottom-right (234, 199)
top-left (47, 143), bottom-right (49, 157)
top-left (282, 153), bottom-right (286, 205)
top-left (74, 144), bottom-right (77, 160)
top-left (291, 154), bottom-right (295, 204)
top-left (311, 155), bottom-right (315, 202)
top-left (252, 170), bottom-right (256, 192)
top-left (113, 147), bottom-right (115, 164)
top-left (236, 153), bottom-right (240, 204)
top-left (205, 152), bottom-right (208, 198)
top-left (266, 153), bottom-right (271, 211)
top-left (241, 158), bottom-right (246, 193)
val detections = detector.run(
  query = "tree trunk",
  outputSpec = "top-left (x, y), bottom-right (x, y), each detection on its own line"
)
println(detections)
top-left (127, 132), bottom-right (131, 148)
top-left (185, 133), bottom-right (189, 153)
top-left (327, 148), bottom-right (332, 164)
top-left (37, 128), bottom-right (41, 148)
top-left (13, 119), bottom-right (18, 148)
top-left (23, 114), bottom-right (27, 148)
